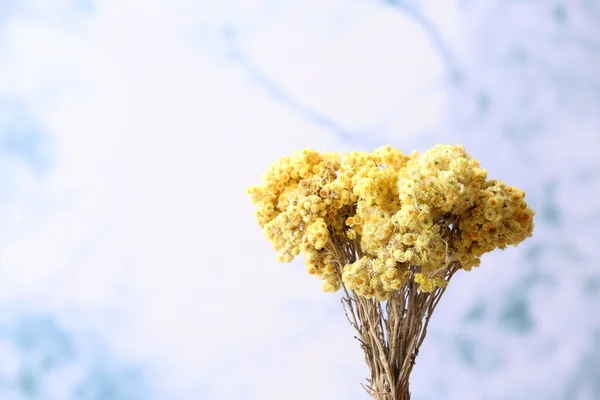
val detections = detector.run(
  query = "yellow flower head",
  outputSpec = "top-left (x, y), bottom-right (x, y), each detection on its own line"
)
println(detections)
top-left (247, 144), bottom-right (535, 297)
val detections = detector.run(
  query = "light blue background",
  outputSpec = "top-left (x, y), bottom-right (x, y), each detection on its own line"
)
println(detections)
top-left (0, 1), bottom-right (598, 399)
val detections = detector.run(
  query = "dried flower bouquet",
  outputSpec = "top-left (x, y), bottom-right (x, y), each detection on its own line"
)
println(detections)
top-left (247, 144), bottom-right (534, 399)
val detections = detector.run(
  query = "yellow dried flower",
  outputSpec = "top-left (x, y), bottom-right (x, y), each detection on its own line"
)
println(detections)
top-left (247, 144), bottom-right (535, 296)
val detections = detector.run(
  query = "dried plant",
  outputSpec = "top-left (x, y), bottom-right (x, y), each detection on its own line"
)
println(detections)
top-left (246, 144), bottom-right (534, 399)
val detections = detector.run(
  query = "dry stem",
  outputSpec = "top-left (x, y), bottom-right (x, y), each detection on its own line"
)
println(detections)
top-left (327, 236), bottom-right (459, 400)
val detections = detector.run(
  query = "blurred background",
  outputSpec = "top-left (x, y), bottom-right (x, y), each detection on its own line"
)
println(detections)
top-left (0, 0), bottom-right (598, 399)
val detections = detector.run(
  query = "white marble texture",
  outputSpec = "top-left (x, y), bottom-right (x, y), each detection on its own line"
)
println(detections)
top-left (0, 1), bottom-right (598, 399)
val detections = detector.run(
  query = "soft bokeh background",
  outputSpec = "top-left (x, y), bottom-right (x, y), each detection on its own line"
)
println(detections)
top-left (0, 1), bottom-right (598, 399)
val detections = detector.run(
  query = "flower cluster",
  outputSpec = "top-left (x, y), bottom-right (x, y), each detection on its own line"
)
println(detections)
top-left (246, 144), bottom-right (535, 299)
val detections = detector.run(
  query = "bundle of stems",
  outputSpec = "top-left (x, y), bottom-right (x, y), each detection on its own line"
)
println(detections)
top-left (326, 235), bottom-right (459, 400)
